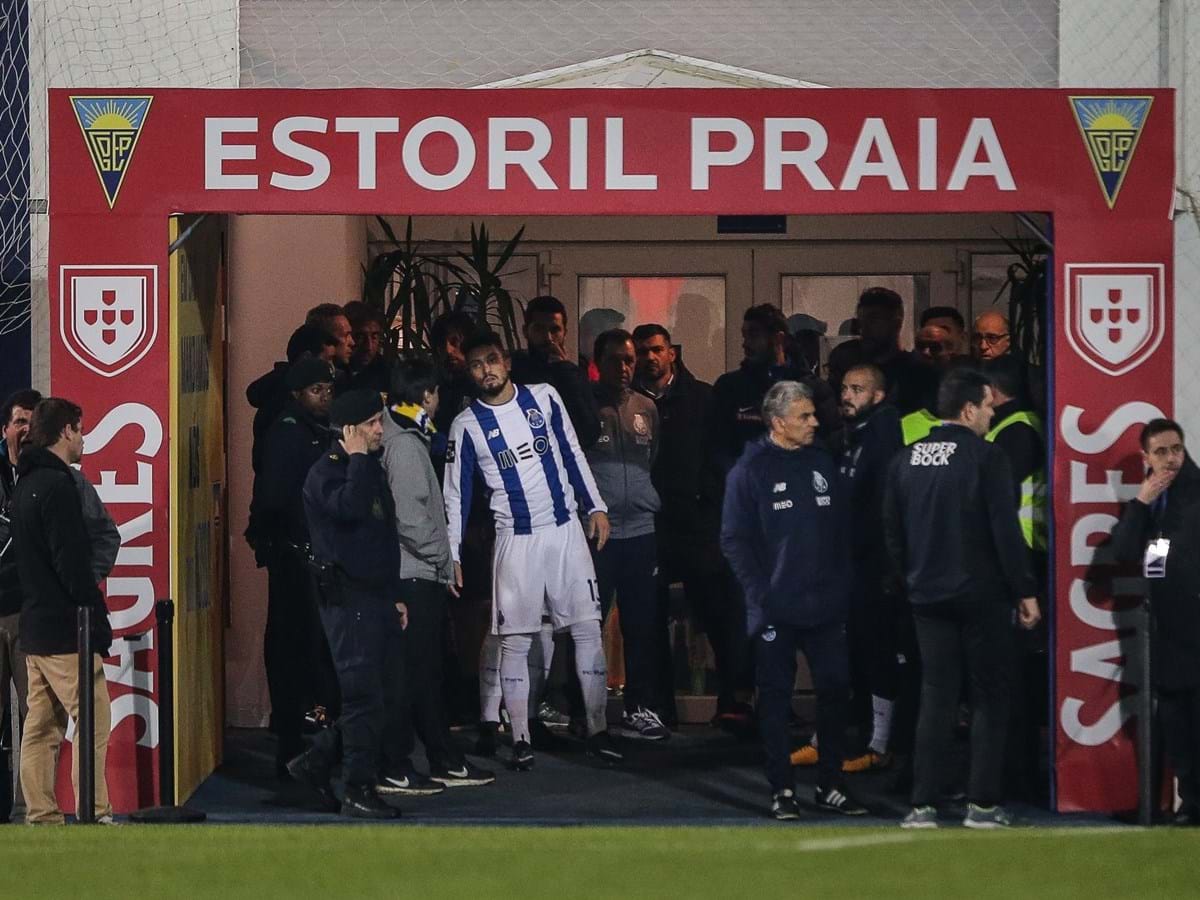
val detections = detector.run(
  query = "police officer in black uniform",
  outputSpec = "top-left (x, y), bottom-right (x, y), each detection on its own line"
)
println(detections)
top-left (247, 357), bottom-right (340, 778)
top-left (884, 367), bottom-right (1040, 830)
top-left (289, 389), bottom-right (406, 819)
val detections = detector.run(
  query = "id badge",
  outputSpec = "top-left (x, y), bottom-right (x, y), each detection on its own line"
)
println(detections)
top-left (1144, 538), bottom-right (1170, 579)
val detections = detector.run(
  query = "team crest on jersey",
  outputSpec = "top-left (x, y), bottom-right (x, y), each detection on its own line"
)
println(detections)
top-left (632, 414), bottom-right (649, 436)
top-left (812, 471), bottom-right (829, 494)
top-left (71, 96), bottom-right (153, 208)
top-left (1068, 96), bottom-right (1152, 209)
top-left (526, 408), bottom-right (546, 429)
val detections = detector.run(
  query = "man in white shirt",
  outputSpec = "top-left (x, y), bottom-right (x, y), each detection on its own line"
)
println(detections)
top-left (444, 331), bottom-right (623, 770)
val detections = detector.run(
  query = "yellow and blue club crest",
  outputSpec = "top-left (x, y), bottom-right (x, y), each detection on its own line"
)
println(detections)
top-left (1068, 96), bottom-right (1152, 209)
top-left (70, 96), bottom-right (153, 208)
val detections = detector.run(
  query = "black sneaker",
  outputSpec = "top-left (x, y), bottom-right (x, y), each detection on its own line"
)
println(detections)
top-left (341, 784), bottom-right (398, 819)
top-left (430, 759), bottom-right (496, 787)
top-left (475, 721), bottom-right (499, 757)
top-left (511, 740), bottom-right (535, 771)
top-left (618, 707), bottom-right (670, 741)
top-left (771, 789), bottom-right (801, 821)
top-left (814, 784), bottom-right (868, 816)
top-left (378, 769), bottom-right (446, 797)
top-left (585, 731), bottom-right (625, 765)
top-left (285, 749), bottom-right (339, 812)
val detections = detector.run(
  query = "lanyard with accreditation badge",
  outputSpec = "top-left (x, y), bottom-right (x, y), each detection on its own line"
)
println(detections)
top-left (1143, 491), bottom-right (1169, 579)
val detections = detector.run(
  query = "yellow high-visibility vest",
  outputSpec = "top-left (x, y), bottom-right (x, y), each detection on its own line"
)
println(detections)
top-left (986, 410), bottom-right (1047, 552)
top-left (901, 409), bottom-right (941, 446)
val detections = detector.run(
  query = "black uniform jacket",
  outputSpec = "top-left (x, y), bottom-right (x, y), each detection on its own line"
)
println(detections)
top-left (883, 422), bottom-right (1035, 607)
top-left (303, 447), bottom-right (402, 596)
top-left (11, 448), bottom-right (111, 655)
top-left (247, 399), bottom-right (334, 559)
top-left (833, 402), bottom-right (904, 579)
top-left (1108, 456), bottom-right (1200, 689)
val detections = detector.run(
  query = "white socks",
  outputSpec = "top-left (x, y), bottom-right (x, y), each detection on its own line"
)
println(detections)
top-left (869, 695), bottom-right (895, 755)
top-left (499, 634), bottom-right (535, 744)
top-left (569, 620), bottom-right (609, 737)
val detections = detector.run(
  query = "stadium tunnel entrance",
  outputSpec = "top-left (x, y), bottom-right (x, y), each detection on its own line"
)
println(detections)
top-left (47, 87), bottom-right (1175, 815)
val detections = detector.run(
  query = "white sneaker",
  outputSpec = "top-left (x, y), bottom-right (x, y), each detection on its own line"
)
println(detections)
top-left (618, 707), bottom-right (670, 741)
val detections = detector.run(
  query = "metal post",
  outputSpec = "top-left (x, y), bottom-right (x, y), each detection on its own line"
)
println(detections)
top-left (76, 605), bottom-right (95, 824)
top-left (1137, 598), bottom-right (1155, 827)
top-left (156, 599), bottom-right (176, 807)
top-left (127, 599), bottom-right (205, 823)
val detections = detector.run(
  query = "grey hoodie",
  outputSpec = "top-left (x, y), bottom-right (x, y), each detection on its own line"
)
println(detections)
top-left (585, 387), bottom-right (661, 540)
top-left (380, 407), bottom-right (454, 584)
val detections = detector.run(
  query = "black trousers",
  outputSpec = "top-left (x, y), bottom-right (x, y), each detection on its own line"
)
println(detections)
top-left (847, 580), bottom-right (901, 749)
top-left (911, 598), bottom-right (1014, 808)
top-left (312, 588), bottom-right (403, 787)
top-left (1159, 685), bottom-right (1200, 815)
top-left (595, 534), bottom-right (671, 714)
top-left (657, 532), bottom-right (753, 713)
top-left (383, 578), bottom-right (458, 771)
top-left (756, 620), bottom-right (851, 793)
top-left (263, 547), bottom-right (339, 763)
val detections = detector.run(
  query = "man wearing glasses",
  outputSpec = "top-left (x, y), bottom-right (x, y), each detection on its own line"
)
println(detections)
top-left (249, 357), bottom-right (340, 781)
top-left (972, 311), bottom-right (1011, 361)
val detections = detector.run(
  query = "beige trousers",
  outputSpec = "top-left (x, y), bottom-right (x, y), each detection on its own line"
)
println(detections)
top-left (20, 653), bottom-right (111, 824)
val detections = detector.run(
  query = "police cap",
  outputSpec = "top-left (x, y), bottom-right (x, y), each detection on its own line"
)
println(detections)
top-left (330, 389), bottom-right (383, 428)
top-left (286, 357), bottom-right (335, 392)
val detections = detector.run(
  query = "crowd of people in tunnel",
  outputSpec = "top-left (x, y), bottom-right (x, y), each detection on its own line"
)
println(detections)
top-left (231, 285), bottom-right (1051, 825)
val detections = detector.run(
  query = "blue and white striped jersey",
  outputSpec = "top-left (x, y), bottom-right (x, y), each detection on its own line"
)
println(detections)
top-left (443, 383), bottom-right (606, 562)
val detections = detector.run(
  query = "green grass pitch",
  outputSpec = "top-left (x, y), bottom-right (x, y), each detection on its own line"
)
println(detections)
top-left (1, 825), bottom-right (1195, 898)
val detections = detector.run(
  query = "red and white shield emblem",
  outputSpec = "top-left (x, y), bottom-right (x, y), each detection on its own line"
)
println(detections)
top-left (59, 265), bottom-right (158, 377)
top-left (1065, 264), bottom-right (1164, 377)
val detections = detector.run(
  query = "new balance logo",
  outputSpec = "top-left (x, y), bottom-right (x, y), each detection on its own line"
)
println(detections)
top-left (773, 482), bottom-right (787, 493)
top-left (486, 428), bottom-right (501, 439)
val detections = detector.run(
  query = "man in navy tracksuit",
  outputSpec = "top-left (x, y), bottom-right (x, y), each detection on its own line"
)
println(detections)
top-left (721, 380), bottom-right (866, 820)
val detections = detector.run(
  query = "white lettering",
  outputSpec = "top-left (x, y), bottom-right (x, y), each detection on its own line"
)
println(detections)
top-left (104, 629), bottom-right (155, 693)
top-left (1061, 402), bottom-right (1165, 455)
top-left (764, 118), bottom-right (832, 191)
top-left (1069, 460), bottom-right (1142, 504)
top-left (946, 118), bottom-right (1016, 191)
top-left (114, 510), bottom-right (153, 567)
top-left (109, 691), bottom-right (160, 749)
top-left (1060, 696), bottom-right (1131, 747)
top-left (918, 118), bottom-right (938, 191)
top-left (334, 117), bottom-right (400, 190)
top-left (605, 118), bottom-right (657, 190)
top-left (840, 118), bottom-right (908, 191)
top-left (402, 117), bottom-right (476, 191)
top-left (569, 118), bottom-right (588, 190)
top-left (691, 118), bottom-right (754, 190)
top-left (270, 117), bottom-right (330, 191)
top-left (1068, 580), bottom-right (1140, 631)
top-left (489, 118), bottom-right (556, 190)
top-left (204, 118), bottom-right (259, 190)
top-left (1070, 512), bottom-right (1118, 567)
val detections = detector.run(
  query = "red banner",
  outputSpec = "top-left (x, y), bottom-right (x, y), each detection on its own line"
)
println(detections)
top-left (47, 87), bottom-right (1174, 812)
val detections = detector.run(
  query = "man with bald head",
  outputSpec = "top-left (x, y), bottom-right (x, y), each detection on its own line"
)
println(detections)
top-left (972, 311), bottom-right (1011, 361)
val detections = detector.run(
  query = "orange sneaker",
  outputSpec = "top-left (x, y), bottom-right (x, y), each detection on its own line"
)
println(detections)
top-left (790, 744), bottom-right (819, 766)
top-left (841, 752), bottom-right (874, 773)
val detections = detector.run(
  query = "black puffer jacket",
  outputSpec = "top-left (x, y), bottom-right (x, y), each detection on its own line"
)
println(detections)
top-left (12, 448), bottom-right (111, 656)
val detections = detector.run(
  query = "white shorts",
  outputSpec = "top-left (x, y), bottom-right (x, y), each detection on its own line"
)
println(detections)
top-left (491, 522), bottom-right (600, 635)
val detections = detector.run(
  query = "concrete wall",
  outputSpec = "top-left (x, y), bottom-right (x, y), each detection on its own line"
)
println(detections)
top-left (225, 214), bottom-right (365, 726)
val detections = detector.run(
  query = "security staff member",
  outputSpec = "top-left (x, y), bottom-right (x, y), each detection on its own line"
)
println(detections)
top-left (884, 368), bottom-right (1040, 830)
top-left (247, 357), bottom-right (340, 778)
top-left (982, 355), bottom-right (1047, 554)
top-left (1109, 419), bottom-right (1200, 826)
top-left (721, 380), bottom-right (866, 821)
top-left (291, 389), bottom-right (406, 819)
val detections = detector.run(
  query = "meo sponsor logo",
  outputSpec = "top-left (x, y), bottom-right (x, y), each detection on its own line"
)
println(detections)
top-left (772, 499), bottom-right (793, 511)
top-left (911, 441), bottom-right (956, 466)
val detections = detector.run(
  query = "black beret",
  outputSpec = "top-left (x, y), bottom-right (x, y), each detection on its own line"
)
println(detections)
top-left (330, 389), bottom-right (383, 428)
top-left (286, 357), bottom-right (335, 391)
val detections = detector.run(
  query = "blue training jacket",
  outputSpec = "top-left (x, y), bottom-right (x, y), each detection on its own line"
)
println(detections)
top-left (720, 436), bottom-right (851, 636)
